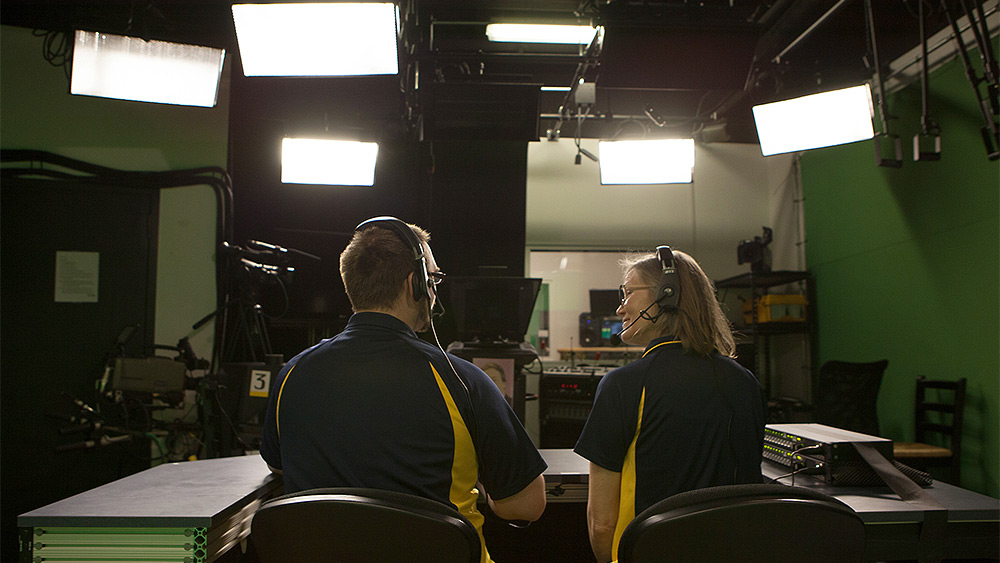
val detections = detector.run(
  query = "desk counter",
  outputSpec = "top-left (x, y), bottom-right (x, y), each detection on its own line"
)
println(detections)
top-left (19, 456), bottom-right (280, 562)
top-left (18, 450), bottom-right (999, 563)
top-left (540, 449), bottom-right (999, 562)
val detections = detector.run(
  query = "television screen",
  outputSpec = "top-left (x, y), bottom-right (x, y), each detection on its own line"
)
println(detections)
top-left (590, 289), bottom-right (620, 318)
top-left (443, 277), bottom-right (542, 343)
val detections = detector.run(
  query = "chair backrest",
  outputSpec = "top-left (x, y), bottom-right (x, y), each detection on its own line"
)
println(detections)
top-left (814, 359), bottom-right (889, 436)
top-left (617, 483), bottom-right (866, 563)
top-left (914, 376), bottom-right (967, 453)
top-left (251, 487), bottom-right (482, 563)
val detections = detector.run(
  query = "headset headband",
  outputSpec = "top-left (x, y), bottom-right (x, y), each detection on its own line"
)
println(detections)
top-left (655, 245), bottom-right (680, 310)
top-left (356, 216), bottom-right (424, 261)
top-left (355, 216), bottom-right (430, 302)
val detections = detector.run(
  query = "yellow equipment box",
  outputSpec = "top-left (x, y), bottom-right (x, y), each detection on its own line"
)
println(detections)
top-left (742, 294), bottom-right (808, 324)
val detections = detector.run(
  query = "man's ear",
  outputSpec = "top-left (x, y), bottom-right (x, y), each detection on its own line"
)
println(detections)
top-left (402, 271), bottom-right (417, 303)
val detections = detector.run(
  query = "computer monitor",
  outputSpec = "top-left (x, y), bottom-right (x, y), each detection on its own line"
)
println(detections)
top-left (589, 289), bottom-right (620, 318)
top-left (444, 277), bottom-right (542, 344)
top-left (601, 318), bottom-right (624, 345)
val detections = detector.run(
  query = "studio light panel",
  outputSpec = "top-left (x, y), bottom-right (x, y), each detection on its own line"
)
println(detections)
top-left (232, 3), bottom-right (399, 76)
top-left (70, 31), bottom-right (225, 107)
top-left (598, 139), bottom-right (695, 185)
top-left (281, 138), bottom-right (379, 186)
top-left (753, 84), bottom-right (876, 156)
top-left (485, 24), bottom-right (599, 44)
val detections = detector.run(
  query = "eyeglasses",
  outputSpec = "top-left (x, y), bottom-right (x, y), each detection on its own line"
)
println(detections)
top-left (429, 271), bottom-right (446, 286)
top-left (619, 284), bottom-right (654, 304)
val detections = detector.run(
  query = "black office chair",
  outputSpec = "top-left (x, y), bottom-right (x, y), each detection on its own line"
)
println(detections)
top-left (251, 487), bottom-right (482, 563)
top-left (617, 483), bottom-right (866, 563)
top-left (769, 359), bottom-right (888, 433)
top-left (894, 376), bottom-right (967, 485)
top-left (813, 359), bottom-right (889, 436)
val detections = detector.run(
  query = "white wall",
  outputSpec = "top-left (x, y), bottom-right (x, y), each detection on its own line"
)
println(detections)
top-left (529, 250), bottom-right (629, 356)
top-left (525, 138), bottom-right (799, 361)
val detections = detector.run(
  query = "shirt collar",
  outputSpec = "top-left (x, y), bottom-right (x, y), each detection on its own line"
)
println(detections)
top-left (347, 311), bottom-right (417, 338)
top-left (642, 335), bottom-right (682, 358)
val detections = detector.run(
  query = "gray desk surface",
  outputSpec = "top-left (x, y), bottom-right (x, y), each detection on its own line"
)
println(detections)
top-left (540, 449), bottom-right (1000, 524)
top-left (19, 449), bottom-right (999, 528)
top-left (18, 455), bottom-right (280, 528)
top-left (541, 448), bottom-right (589, 484)
top-left (760, 461), bottom-right (1000, 523)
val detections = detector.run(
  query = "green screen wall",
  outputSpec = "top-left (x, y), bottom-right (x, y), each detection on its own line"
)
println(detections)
top-left (800, 41), bottom-right (999, 496)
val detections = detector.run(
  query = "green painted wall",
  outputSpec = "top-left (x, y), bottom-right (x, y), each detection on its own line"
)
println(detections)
top-left (800, 41), bottom-right (999, 496)
top-left (1, 25), bottom-right (227, 359)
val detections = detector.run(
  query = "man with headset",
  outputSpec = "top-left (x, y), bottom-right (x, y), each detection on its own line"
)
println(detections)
top-left (574, 247), bottom-right (766, 563)
top-left (259, 217), bottom-right (547, 561)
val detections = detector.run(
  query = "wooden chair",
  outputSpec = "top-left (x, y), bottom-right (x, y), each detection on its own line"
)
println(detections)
top-left (893, 376), bottom-right (967, 485)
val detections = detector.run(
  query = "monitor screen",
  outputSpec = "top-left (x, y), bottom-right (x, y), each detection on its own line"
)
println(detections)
top-left (443, 277), bottom-right (542, 343)
top-left (590, 289), bottom-right (620, 318)
top-left (601, 318), bottom-right (623, 345)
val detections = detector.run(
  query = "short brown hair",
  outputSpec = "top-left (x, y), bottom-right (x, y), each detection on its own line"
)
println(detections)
top-left (622, 249), bottom-right (735, 357)
top-left (339, 222), bottom-right (430, 311)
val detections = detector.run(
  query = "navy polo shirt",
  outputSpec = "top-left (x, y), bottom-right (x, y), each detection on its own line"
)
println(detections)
top-left (574, 337), bottom-right (766, 555)
top-left (260, 312), bottom-right (546, 563)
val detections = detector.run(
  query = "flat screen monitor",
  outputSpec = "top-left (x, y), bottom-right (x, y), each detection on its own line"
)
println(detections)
top-left (590, 289), bottom-right (620, 318)
top-left (444, 277), bottom-right (542, 344)
top-left (601, 318), bottom-right (623, 345)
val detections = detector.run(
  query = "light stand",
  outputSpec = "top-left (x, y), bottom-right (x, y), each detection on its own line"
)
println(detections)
top-left (865, 0), bottom-right (903, 168)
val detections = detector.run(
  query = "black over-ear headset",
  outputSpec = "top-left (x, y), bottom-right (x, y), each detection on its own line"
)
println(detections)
top-left (354, 216), bottom-right (481, 461)
top-left (653, 245), bottom-right (739, 482)
top-left (654, 245), bottom-right (680, 310)
top-left (610, 245), bottom-right (680, 345)
top-left (355, 216), bottom-right (431, 302)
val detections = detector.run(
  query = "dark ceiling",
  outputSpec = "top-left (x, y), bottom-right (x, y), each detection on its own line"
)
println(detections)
top-left (0, 0), bottom-right (969, 143)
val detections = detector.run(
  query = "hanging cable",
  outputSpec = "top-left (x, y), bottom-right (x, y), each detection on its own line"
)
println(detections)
top-left (915, 0), bottom-right (942, 161)
top-left (33, 29), bottom-right (72, 83)
top-left (0, 150), bottom-right (234, 379)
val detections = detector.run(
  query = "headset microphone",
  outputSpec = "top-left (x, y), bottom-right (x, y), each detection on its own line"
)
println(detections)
top-left (609, 300), bottom-right (664, 346)
top-left (611, 246), bottom-right (679, 346)
top-left (431, 298), bottom-right (446, 319)
top-left (609, 316), bottom-right (639, 346)
top-left (609, 328), bottom-right (626, 347)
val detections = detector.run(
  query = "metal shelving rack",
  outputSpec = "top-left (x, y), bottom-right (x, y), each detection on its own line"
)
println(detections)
top-left (715, 270), bottom-right (816, 401)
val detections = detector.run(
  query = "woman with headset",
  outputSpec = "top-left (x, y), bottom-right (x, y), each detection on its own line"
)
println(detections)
top-left (573, 247), bottom-right (767, 563)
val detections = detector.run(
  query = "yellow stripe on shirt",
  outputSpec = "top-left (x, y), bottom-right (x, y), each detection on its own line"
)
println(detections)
top-left (274, 364), bottom-right (296, 438)
top-left (612, 387), bottom-right (645, 557)
top-left (430, 362), bottom-right (491, 563)
top-left (643, 340), bottom-right (681, 358)
top-left (610, 339), bottom-right (679, 554)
